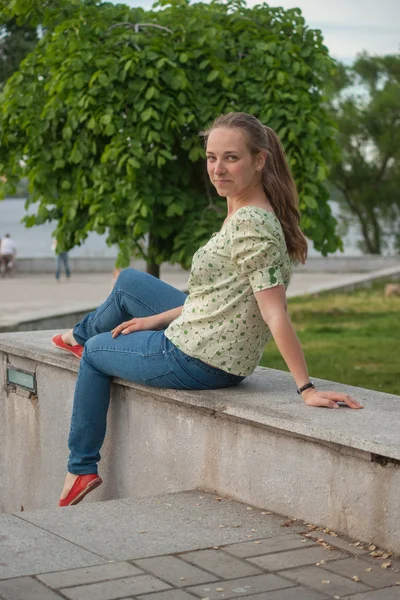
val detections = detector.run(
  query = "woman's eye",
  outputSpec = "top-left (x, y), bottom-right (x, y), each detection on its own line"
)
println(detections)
top-left (207, 156), bottom-right (216, 161)
top-left (228, 155), bottom-right (238, 160)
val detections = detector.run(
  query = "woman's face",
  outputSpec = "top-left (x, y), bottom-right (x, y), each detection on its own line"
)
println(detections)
top-left (206, 127), bottom-right (264, 198)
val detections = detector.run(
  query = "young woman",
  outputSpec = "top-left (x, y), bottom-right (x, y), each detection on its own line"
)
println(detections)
top-left (52, 112), bottom-right (362, 507)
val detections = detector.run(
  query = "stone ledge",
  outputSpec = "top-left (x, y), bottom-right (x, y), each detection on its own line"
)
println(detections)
top-left (0, 329), bottom-right (399, 461)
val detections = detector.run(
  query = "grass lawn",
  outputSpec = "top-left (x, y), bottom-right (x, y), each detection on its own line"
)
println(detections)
top-left (259, 280), bottom-right (400, 396)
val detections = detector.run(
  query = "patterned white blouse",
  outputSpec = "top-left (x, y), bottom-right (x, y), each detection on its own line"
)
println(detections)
top-left (165, 206), bottom-right (291, 376)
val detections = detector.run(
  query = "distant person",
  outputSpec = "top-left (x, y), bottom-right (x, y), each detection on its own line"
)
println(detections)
top-left (52, 239), bottom-right (71, 281)
top-left (0, 233), bottom-right (17, 277)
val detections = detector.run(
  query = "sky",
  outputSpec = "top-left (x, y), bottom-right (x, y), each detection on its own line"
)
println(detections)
top-left (110, 0), bottom-right (399, 64)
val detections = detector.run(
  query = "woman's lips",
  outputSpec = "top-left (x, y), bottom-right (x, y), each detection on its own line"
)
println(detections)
top-left (214, 180), bottom-right (231, 184)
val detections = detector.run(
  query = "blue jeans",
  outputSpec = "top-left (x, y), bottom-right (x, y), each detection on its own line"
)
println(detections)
top-left (68, 268), bottom-right (245, 474)
top-left (56, 252), bottom-right (71, 279)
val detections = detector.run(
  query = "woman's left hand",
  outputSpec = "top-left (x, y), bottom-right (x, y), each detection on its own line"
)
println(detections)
top-left (302, 389), bottom-right (363, 409)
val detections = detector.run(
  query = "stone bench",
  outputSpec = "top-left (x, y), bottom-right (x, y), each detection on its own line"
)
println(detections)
top-left (1, 330), bottom-right (399, 554)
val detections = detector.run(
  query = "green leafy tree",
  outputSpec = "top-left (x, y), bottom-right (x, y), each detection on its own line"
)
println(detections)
top-left (0, 0), bottom-right (341, 276)
top-left (329, 53), bottom-right (400, 254)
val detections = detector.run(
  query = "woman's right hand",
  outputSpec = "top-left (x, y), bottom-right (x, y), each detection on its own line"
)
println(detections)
top-left (302, 388), bottom-right (363, 409)
top-left (111, 315), bottom-right (163, 338)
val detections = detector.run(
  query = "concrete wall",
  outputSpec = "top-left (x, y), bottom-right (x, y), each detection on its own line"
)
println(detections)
top-left (13, 255), bottom-right (400, 274)
top-left (0, 310), bottom-right (92, 334)
top-left (1, 334), bottom-right (399, 553)
top-left (14, 257), bottom-right (186, 274)
top-left (294, 255), bottom-right (400, 273)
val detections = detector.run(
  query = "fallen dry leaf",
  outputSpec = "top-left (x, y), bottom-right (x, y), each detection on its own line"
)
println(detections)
top-left (251, 529), bottom-right (258, 532)
top-left (366, 568), bottom-right (372, 572)
top-left (247, 507), bottom-right (253, 510)
top-left (215, 497), bottom-right (222, 501)
top-left (352, 576), bottom-right (360, 582)
top-left (261, 511), bottom-right (272, 515)
top-left (232, 524), bottom-right (241, 528)
top-left (369, 544), bottom-right (377, 551)
top-left (180, 577), bottom-right (185, 580)
top-left (382, 552), bottom-right (392, 559)
top-left (320, 560), bottom-right (326, 565)
top-left (321, 580), bottom-right (330, 584)
top-left (381, 562), bottom-right (392, 569)
top-left (301, 540), bottom-right (307, 543)
top-left (254, 541), bottom-right (262, 544)
top-left (216, 587), bottom-right (224, 592)
top-left (281, 520), bottom-right (294, 527)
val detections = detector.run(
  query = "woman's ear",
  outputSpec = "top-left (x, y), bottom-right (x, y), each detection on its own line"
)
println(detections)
top-left (258, 150), bottom-right (268, 171)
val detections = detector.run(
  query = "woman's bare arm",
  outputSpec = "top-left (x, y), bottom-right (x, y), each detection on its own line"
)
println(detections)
top-left (254, 286), bottom-right (363, 409)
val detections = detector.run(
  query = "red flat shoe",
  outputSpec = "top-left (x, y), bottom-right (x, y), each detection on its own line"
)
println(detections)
top-left (59, 474), bottom-right (102, 507)
top-left (52, 333), bottom-right (83, 359)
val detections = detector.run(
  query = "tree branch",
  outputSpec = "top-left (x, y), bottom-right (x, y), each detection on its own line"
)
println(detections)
top-left (108, 22), bottom-right (173, 34)
top-left (375, 154), bottom-right (390, 183)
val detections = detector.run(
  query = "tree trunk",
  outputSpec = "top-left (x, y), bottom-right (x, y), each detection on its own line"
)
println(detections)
top-left (370, 212), bottom-right (382, 255)
top-left (339, 187), bottom-right (380, 254)
top-left (146, 260), bottom-right (160, 278)
top-left (146, 232), bottom-right (160, 278)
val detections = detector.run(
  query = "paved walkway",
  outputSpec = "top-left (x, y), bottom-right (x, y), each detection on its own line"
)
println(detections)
top-left (1, 491), bottom-right (399, 599)
top-left (0, 270), bottom-right (374, 329)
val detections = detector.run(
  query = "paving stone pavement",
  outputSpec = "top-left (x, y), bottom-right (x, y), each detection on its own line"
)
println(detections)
top-left (1, 526), bottom-right (400, 600)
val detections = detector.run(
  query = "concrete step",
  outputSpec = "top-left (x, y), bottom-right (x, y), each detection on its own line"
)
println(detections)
top-left (0, 490), bottom-right (304, 579)
top-left (2, 491), bottom-right (400, 599)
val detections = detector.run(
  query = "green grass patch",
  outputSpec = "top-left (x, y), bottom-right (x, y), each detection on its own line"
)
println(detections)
top-left (259, 280), bottom-right (400, 395)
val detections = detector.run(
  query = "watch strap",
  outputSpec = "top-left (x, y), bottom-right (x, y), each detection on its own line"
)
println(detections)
top-left (297, 381), bottom-right (315, 395)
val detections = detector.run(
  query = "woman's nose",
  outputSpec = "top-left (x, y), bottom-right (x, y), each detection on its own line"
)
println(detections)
top-left (214, 161), bottom-right (226, 174)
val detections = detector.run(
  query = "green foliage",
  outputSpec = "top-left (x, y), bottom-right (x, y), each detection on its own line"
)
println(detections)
top-left (329, 53), bottom-right (400, 254)
top-left (0, 0), bottom-right (340, 270)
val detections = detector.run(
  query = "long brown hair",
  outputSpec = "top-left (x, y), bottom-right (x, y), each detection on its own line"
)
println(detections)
top-left (201, 112), bottom-right (308, 263)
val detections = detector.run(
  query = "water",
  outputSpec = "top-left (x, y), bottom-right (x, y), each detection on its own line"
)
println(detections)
top-left (0, 198), bottom-right (118, 258)
top-left (0, 197), bottom-right (363, 258)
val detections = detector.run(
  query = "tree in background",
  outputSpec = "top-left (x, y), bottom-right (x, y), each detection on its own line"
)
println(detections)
top-left (330, 53), bottom-right (400, 255)
top-left (0, 0), bottom-right (341, 276)
top-left (0, 18), bottom-right (38, 89)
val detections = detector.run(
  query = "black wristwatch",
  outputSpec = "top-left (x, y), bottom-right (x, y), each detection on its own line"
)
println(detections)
top-left (297, 381), bottom-right (315, 395)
